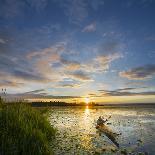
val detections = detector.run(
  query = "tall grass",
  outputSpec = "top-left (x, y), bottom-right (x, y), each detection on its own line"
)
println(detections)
top-left (0, 102), bottom-right (56, 155)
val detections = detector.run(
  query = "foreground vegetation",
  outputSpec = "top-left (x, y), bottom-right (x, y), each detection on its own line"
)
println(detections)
top-left (0, 101), bottom-right (56, 155)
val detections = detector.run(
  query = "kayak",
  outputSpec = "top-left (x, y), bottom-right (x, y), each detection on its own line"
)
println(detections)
top-left (96, 124), bottom-right (119, 148)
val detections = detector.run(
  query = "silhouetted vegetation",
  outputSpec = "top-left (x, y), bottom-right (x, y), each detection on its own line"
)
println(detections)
top-left (0, 101), bottom-right (56, 155)
top-left (31, 101), bottom-right (96, 107)
top-left (31, 101), bottom-right (155, 107)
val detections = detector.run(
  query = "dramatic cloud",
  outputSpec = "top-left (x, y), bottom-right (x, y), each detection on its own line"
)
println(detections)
top-left (0, 92), bottom-right (82, 100)
top-left (98, 87), bottom-right (155, 97)
top-left (0, 0), bottom-right (154, 104)
top-left (60, 57), bottom-right (81, 70)
top-left (24, 89), bottom-right (45, 94)
top-left (57, 79), bottom-right (81, 88)
top-left (82, 23), bottom-right (96, 32)
top-left (58, 84), bottom-right (80, 88)
top-left (26, 43), bottom-right (66, 82)
top-left (69, 70), bottom-right (92, 81)
top-left (94, 53), bottom-right (122, 71)
top-left (120, 64), bottom-right (155, 80)
top-left (12, 70), bottom-right (50, 82)
top-left (99, 87), bottom-right (136, 92)
top-left (102, 90), bottom-right (155, 96)
top-left (0, 80), bottom-right (23, 88)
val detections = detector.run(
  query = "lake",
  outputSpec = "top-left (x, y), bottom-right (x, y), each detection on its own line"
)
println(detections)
top-left (49, 106), bottom-right (155, 155)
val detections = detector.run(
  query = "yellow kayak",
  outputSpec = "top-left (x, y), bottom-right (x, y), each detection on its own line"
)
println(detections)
top-left (96, 124), bottom-right (119, 148)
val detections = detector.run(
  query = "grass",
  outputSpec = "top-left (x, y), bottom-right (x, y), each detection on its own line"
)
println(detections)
top-left (0, 101), bottom-right (56, 155)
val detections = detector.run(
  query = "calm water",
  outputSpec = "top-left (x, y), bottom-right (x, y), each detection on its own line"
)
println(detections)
top-left (49, 106), bottom-right (155, 155)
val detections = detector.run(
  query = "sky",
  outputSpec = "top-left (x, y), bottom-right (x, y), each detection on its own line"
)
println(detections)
top-left (0, 0), bottom-right (155, 103)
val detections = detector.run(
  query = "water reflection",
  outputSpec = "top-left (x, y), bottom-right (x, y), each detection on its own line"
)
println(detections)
top-left (84, 106), bottom-right (90, 120)
top-left (49, 107), bottom-right (155, 155)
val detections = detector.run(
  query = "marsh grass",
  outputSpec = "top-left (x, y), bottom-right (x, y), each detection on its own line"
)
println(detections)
top-left (0, 102), bottom-right (56, 155)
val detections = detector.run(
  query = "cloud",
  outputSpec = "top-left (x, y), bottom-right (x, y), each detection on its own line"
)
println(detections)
top-left (120, 64), bottom-right (155, 80)
top-left (69, 70), bottom-right (92, 81)
top-left (82, 23), bottom-right (96, 32)
top-left (102, 90), bottom-right (155, 96)
top-left (58, 0), bottom-right (88, 24)
top-left (75, 40), bottom-right (124, 73)
top-left (56, 0), bottom-right (104, 24)
top-left (89, 0), bottom-right (104, 10)
top-left (94, 53), bottom-right (122, 71)
top-left (98, 87), bottom-right (155, 97)
top-left (0, 38), bottom-right (6, 44)
top-left (0, 0), bottom-right (25, 18)
top-left (1, 92), bottom-right (82, 100)
top-left (26, 43), bottom-right (66, 82)
top-left (89, 40), bottom-right (124, 72)
top-left (26, 45), bottom-right (64, 60)
top-left (59, 84), bottom-right (80, 88)
top-left (60, 57), bottom-right (81, 70)
top-left (98, 40), bottom-right (123, 55)
top-left (0, 80), bottom-right (24, 88)
top-left (26, 0), bottom-right (48, 12)
top-left (0, 44), bottom-right (65, 86)
top-left (24, 89), bottom-right (45, 94)
top-left (0, 0), bottom-right (49, 18)
top-left (56, 79), bottom-right (82, 88)
top-left (12, 70), bottom-right (50, 82)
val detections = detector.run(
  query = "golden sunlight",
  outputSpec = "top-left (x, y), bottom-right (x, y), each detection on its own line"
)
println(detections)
top-left (84, 97), bottom-right (90, 104)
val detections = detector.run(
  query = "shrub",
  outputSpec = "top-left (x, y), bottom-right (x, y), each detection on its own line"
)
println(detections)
top-left (0, 103), bottom-right (56, 155)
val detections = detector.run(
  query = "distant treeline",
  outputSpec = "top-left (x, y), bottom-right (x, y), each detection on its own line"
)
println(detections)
top-left (31, 101), bottom-right (155, 107)
top-left (31, 101), bottom-right (96, 107)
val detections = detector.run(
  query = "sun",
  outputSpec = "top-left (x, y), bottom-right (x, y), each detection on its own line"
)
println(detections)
top-left (84, 97), bottom-right (90, 104)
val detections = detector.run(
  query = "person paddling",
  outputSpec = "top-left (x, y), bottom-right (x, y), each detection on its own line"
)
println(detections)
top-left (97, 116), bottom-right (108, 126)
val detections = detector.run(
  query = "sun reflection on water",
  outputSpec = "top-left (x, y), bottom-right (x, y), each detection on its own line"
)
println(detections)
top-left (49, 107), bottom-right (155, 154)
top-left (79, 106), bottom-right (94, 151)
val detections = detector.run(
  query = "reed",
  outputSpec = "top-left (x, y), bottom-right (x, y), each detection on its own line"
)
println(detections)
top-left (0, 102), bottom-right (56, 155)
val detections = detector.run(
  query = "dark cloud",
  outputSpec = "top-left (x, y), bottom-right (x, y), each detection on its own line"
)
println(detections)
top-left (92, 40), bottom-right (123, 71)
top-left (69, 70), bottom-right (92, 81)
top-left (59, 84), bottom-right (80, 88)
top-left (60, 57), bottom-right (81, 70)
top-left (98, 40), bottom-right (123, 56)
top-left (0, 80), bottom-right (24, 87)
top-left (82, 22), bottom-right (96, 32)
top-left (102, 90), bottom-right (155, 96)
top-left (25, 89), bottom-right (45, 94)
top-left (0, 56), bottom-right (17, 70)
top-left (114, 87), bottom-right (137, 92)
top-left (60, 57), bottom-right (80, 66)
top-left (120, 64), bottom-right (155, 80)
top-left (98, 87), bottom-right (155, 97)
top-left (56, 79), bottom-right (82, 88)
top-left (0, 92), bottom-right (81, 100)
top-left (98, 87), bottom-right (136, 92)
top-left (12, 70), bottom-right (49, 82)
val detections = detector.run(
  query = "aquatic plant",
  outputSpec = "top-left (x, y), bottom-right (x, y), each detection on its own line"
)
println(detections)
top-left (0, 103), bottom-right (56, 155)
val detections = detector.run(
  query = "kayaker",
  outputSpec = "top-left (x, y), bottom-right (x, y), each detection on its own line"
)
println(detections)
top-left (97, 116), bottom-right (108, 125)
